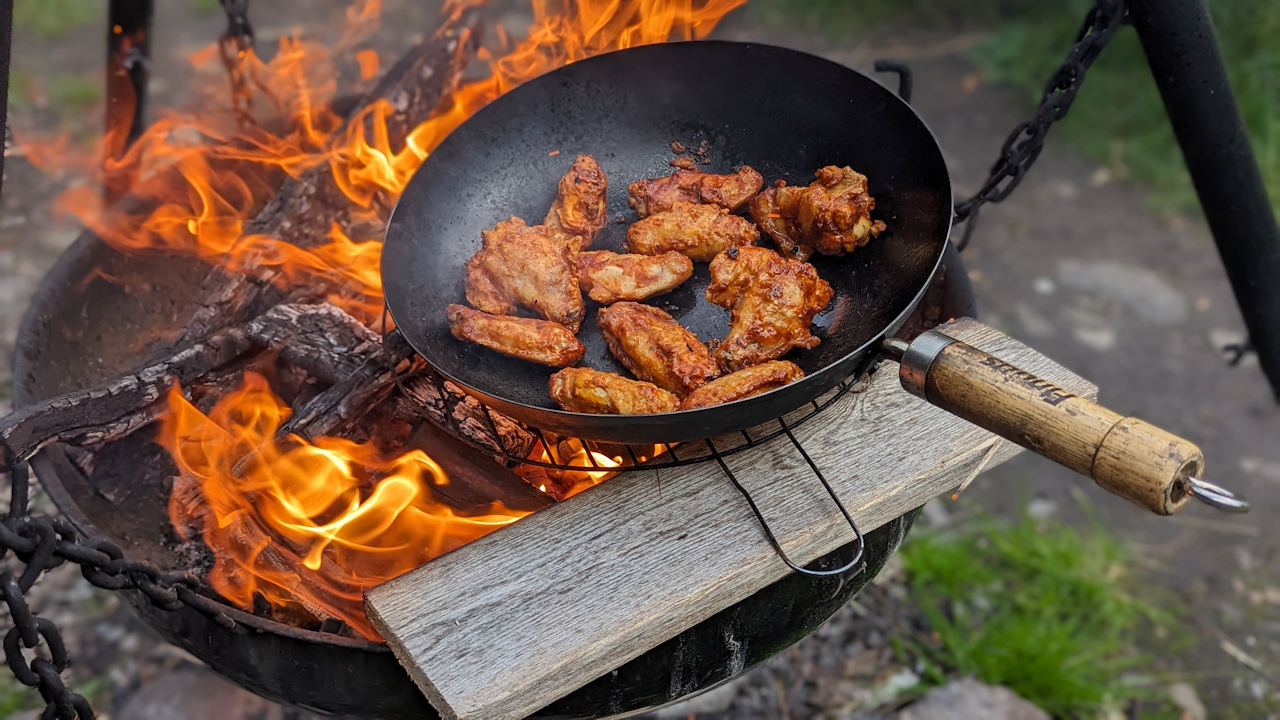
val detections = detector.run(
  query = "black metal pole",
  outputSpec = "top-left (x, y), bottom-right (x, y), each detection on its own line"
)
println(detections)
top-left (104, 0), bottom-right (153, 205)
top-left (0, 0), bottom-right (12, 200)
top-left (1129, 0), bottom-right (1280, 397)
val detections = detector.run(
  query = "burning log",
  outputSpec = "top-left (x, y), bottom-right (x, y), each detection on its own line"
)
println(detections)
top-left (0, 303), bottom-right (391, 462)
top-left (176, 7), bottom-right (483, 344)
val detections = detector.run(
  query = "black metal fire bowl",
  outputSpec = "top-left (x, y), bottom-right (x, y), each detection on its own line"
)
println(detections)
top-left (12, 231), bottom-right (973, 718)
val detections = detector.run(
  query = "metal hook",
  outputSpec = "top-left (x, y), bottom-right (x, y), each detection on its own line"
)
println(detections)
top-left (707, 423), bottom-right (865, 578)
top-left (1186, 477), bottom-right (1250, 513)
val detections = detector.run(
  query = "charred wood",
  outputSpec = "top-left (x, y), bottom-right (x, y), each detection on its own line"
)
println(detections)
top-left (175, 9), bottom-right (482, 345)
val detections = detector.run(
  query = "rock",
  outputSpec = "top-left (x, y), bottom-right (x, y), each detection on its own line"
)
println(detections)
top-left (1056, 259), bottom-right (1188, 324)
top-left (1167, 681), bottom-right (1206, 720)
top-left (895, 678), bottom-right (1048, 720)
top-left (115, 668), bottom-right (288, 720)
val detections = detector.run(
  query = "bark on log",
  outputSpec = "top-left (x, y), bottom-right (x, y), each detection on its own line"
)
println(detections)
top-left (0, 303), bottom-right (374, 462)
top-left (0, 327), bottom-right (254, 462)
top-left (176, 8), bottom-right (482, 344)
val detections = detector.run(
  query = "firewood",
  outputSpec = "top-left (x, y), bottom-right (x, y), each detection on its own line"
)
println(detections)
top-left (175, 8), bottom-right (482, 345)
top-left (0, 303), bottom-right (376, 462)
top-left (0, 327), bottom-right (255, 463)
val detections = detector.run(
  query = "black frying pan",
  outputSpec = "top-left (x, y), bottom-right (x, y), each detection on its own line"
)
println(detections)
top-left (382, 41), bottom-right (951, 443)
top-left (381, 40), bottom-right (1248, 514)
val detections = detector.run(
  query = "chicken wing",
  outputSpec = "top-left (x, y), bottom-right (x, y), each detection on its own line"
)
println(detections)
top-left (574, 250), bottom-right (693, 305)
top-left (465, 216), bottom-right (585, 332)
top-left (597, 301), bottom-right (719, 396)
top-left (749, 166), bottom-right (886, 261)
top-left (706, 246), bottom-right (834, 372)
top-left (626, 201), bottom-right (759, 262)
top-left (447, 305), bottom-right (586, 368)
top-left (549, 367), bottom-right (680, 414)
top-left (680, 360), bottom-right (805, 409)
top-left (627, 158), bottom-right (764, 217)
top-left (544, 154), bottom-right (609, 243)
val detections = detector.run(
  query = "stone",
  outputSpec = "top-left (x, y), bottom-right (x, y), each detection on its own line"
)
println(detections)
top-left (1168, 681), bottom-right (1207, 720)
top-left (1056, 259), bottom-right (1188, 324)
top-left (115, 668), bottom-right (287, 720)
top-left (895, 678), bottom-right (1048, 720)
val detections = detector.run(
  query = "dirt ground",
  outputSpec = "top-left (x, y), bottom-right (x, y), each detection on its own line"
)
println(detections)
top-left (0, 3), bottom-right (1276, 718)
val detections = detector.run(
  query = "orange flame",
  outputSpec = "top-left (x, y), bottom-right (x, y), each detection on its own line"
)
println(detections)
top-left (22, 0), bottom-right (743, 635)
top-left (161, 373), bottom-right (528, 639)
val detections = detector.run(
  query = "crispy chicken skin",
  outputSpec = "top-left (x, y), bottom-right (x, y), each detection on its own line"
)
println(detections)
top-left (597, 302), bottom-right (719, 396)
top-left (447, 305), bottom-right (586, 368)
top-left (574, 250), bottom-right (693, 305)
top-left (625, 201), bottom-right (760, 262)
top-left (464, 216), bottom-right (585, 332)
top-left (544, 154), bottom-right (609, 243)
top-left (680, 360), bottom-right (805, 410)
top-left (627, 159), bottom-right (764, 217)
top-left (706, 246), bottom-right (834, 372)
top-left (549, 367), bottom-right (681, 414)
top-left (749, 166), bottom-right (886, 261)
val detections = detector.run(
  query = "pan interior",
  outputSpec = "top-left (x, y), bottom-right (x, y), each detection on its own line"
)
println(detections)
top-left (383, 40), bottom-right (951, 417)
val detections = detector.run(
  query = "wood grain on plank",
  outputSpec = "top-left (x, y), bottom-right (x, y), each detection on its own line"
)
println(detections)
top-left (365, 319), bottom-right (1099, 720)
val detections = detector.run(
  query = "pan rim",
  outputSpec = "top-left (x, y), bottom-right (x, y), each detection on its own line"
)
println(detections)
top-left (382, 39), bottom-right (954, 433)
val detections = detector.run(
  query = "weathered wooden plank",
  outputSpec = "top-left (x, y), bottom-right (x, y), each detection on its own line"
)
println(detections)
top-left (365, 320), bottom-right (1099, 720)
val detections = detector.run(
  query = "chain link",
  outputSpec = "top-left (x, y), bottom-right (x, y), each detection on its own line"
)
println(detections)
top-left (217, 0), bottom-right (259, 127)
top-left (952, 0), bottom-right (1126, 251)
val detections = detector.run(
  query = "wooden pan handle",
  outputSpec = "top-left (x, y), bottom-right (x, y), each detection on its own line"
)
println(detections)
top-left (890, 330), bottom-right (1199, 514)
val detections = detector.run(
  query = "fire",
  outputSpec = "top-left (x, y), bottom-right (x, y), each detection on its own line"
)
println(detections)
top-left (19, 0), bottom-right (742, 636)
top-left (161, 373), bottom-right (527, 639)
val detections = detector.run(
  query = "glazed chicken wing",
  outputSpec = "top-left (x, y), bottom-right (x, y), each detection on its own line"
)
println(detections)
top-left (549, 367), bottom-right (680, 414)
top-left (626, 201), bottom-right (759, 262)
top-left (627, 159), bottom-right (764, 217)
top-left (447, 305), bottom-right (585, 368)
top-left (597, 301), bottom-right (719, 396)
top-left (680, 360), bottom-right (805, 410)
top-left (706, 246), bottom-right (834, 372)
top-left (575, 250), bottom-right (693, 305)
top-left (465, 216), bottom-right (585, 332)
top-left (749, 166), bottom-right (886, 261)
top-left (544, 154), bottom-right (609, 243)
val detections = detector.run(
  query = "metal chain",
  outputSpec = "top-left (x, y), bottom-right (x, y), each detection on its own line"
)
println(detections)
top-left (217, 0), bottom-right (258, 127)
top-left (0, 454), bottom-right (237, 719)
top-left (952, 0), bottom-right (1126, 251)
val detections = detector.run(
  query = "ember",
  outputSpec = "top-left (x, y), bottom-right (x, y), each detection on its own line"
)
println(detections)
top-left (18, 0), bottom-right (742, 639)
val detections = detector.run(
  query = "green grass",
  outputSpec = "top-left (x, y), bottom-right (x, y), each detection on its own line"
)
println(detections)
top-left (14, 0), bottom-right (99, 39)
top-left (748, 0), bottom-right (1280, 217)
top-left (0, 673), bottom-right (40, 716)
top-left (192, 0), bottom-right (222, 18)
top-left (895, 514), bottom-right (1177, 718)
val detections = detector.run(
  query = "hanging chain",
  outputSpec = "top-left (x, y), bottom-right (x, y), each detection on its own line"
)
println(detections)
top-left (0, 453), bottom-right (236, 720)
top-left (217, 0), bottom-right (258, 127)
top-left (952, 0), bottom-right (1126, 251)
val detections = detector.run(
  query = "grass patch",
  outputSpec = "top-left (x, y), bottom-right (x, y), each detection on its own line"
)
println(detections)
top-left (14, 0), bottom-right (99, 39)
top-left (192, 0), bottom-right (222, 18)
top-left (895, 514), bottom-right (1176, 717)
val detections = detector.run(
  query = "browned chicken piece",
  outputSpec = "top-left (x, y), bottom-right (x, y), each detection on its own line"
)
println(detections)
top-left (627, 158), bottom-right (764, 217)
top-left (574, 250), bottom-right (693, 304)
top-left (549, 367), bottom-right (680, 414)
top-left (447, 305), bottom-right (586, 368)
top-left (680, 361), bottom-right (805, 409)
top-left (597, 301), bottom-right (719, 396)
top-left (465, 216), bottom-right (585, 332)
top-left (626, 201), bottom-right (760, 262)
top-left (544, 154), bottom-right (609, 243)
top-left (706, 246), bottom-right (834, 372)
top-left (749, 166), bottom-right (887, 261)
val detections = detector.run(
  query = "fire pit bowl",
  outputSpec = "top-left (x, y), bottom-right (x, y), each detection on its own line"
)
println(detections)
top-left (12, 231), bottom-right (973, 718)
